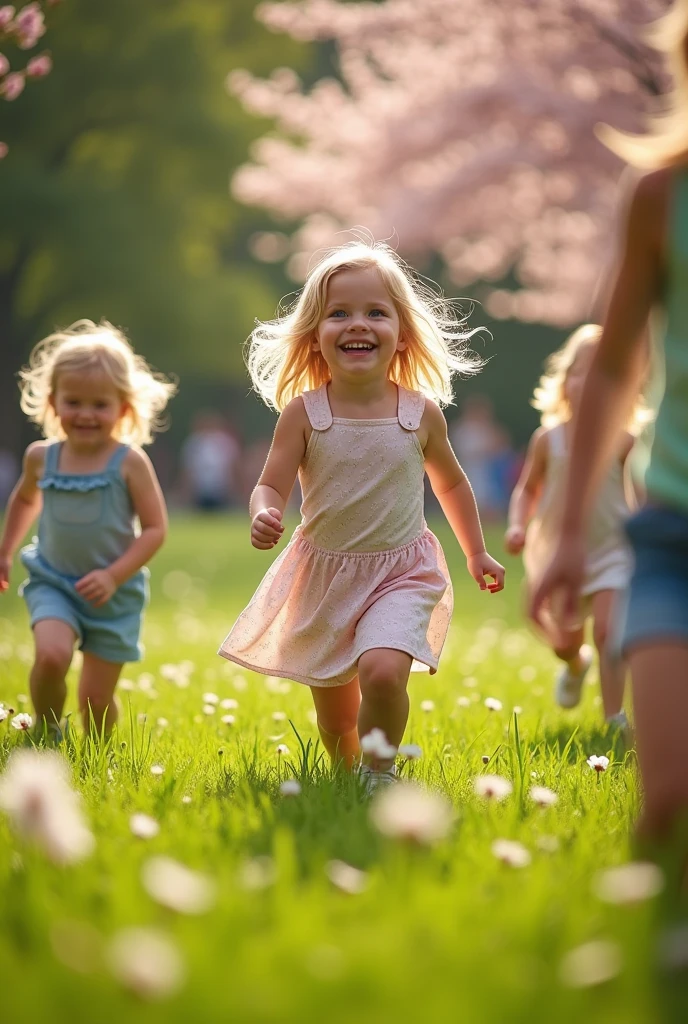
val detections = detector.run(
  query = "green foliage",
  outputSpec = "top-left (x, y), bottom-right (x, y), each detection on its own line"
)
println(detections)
top-left (1, 518), bottom-right (686, 1021)
top-left (0, 0), bottom-right (310, 445)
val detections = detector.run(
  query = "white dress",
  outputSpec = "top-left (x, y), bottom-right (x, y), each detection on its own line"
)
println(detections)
top-left (523, 424), bottom-right (632, 598)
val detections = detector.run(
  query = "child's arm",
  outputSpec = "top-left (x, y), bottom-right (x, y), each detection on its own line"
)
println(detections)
top-left (620, 431), bottom-right (645, 509)
top-left (0, 443), bottom-right (44, 592)
top-left (74, 449), bottom-right (167, 607)
top-left (504, 429), bottom-right (548, 554)
top-left (423, 401), bottom-right (505, 593)
top-left (249, 398), bottom-right (308, 550)
top-left (530, 170), bottom-right (663, 626)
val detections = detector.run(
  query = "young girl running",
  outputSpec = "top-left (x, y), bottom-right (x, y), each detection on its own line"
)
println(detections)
top-left (219, 242), bottom-right (505, 787)
top-left (0, 320), bottom-right (175, 736)
top-left (532, 0), bottom-right (688, 844)
top-left (506, 324), bottom-right (644, 727)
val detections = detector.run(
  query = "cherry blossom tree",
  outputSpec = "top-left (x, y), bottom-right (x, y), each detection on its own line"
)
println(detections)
top-left (0, 2), bottom-right (59, 157)
top-left (230, 0), bottom-right (671, 326)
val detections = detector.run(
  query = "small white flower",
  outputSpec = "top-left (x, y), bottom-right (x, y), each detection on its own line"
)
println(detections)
top-left (0, 706), bottom-right (9, 722)
top-left (220, 698), bottom-right (239, 710)
top-left (11, 712), bottom-right (32, 731)
top-left (238, 855), bottom-right (277, 890)
top-left (137, 713), bottom-right (148, 726)
top-left (559, 939), bottom-right (622, 988)
top-left (463, 676), bottom-right (477, 688)
top-left (202, 704), bottom-right (216, 716)
top-left (369, 781), bottom-right (454, 845)
top-left (107, 927), bottom-right (185, 1000)
top-left (119, 679), bottom-right (135, 691)
top-left (130, 813), bottom-right (160, 840)
top-left (593, 862), bottom-right (664, 905)
top-left (181, 795), bottom-right (192, 805)
top-left (536, 835), bottom-right (560, 854)
top-left (456, 696), bottom-right (471, 708)
top-left (272, 711), bottom-right (287, 722)
top-left (398, 743), bottom-right (423, 760)
top-left (276, 744), bottom-right (290, 756)
top-left (530, 771), bottom-right (538, 779)
top-left (360, 728), bottom-right (397, 761)
top-left (513, 706), bottom-right (523, 715)
top-left (141, 856), bottom-right (215, 914)
top-left (529, 786), bottom-right (558, 808)
top-left (221, 714), bottom-right (236, 726)
top-left (420, 699), bottom-right (435, 712)
top-left (150, 764), bottom-right (164, 776)
top-left (474, 774), bottom-right (513, 801)
top-left (484, 697), bottom-right (502, 712)
top-left (202, 692), bottom-right (219, 705)
top-left (0, 749), bottom-right (94, 865)
top-left (587, 755), bottom-right (610, 773)
top-left (326, 859), bottom-right (368, 894)
top-left (279, 779), bottom-right (302, 797)
top-left (491, 839), bottom-right (531, 868)
top-left (156, 718), bottom-right (169, 729)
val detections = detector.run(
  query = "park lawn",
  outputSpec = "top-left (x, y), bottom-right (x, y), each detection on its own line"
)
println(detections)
top-left (0, 515), bottom-right (684, 1023)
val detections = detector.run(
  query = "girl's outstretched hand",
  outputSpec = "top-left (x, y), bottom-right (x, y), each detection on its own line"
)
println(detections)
top-left (504, 525), bottom-right (526, 555)
top-left (529, 534), bottom-right (585, 632)
top-left (467, 552), bottom-right (505, 593)
top-left (0, 553), bottom-right (10, 592)
top-left (75, 568), bottom-right (117, 607)
top-left (251, 507), bottom-right (284, 550)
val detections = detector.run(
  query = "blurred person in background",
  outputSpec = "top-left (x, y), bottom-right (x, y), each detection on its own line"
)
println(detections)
top-left (449, 394), bottom-right (510, 521)
top-left (507, 324), bottom-right (648, 731)
top-left (179, 411), bottom-right (241, 511)
top-left (532, 0), bottom-right (688, 852)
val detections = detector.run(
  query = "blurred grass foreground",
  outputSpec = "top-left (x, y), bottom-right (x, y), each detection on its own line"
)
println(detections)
top-left (0, 517), bottom-right (686, 1024)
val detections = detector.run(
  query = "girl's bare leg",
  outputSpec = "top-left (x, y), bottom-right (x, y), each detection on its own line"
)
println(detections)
top-left (357, 648), bottom-right (412, 771)
top-left (590, 589), bottom-right (625, 719)
top-left (310, 677), bottom-right (361, 769)
top-left (630, 644), bottom-right (688, 843)
top-left (78, 652), bottom-right (123, 735)
top-left (30, 619), bottom-right (77, 730)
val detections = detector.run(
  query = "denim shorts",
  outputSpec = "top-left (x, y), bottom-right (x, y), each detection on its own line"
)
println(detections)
top-left (621, 504), bottom-right (688, 652)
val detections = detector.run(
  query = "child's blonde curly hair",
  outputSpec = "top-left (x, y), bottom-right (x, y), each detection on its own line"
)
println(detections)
top-left (19, 320), bottom-right (176, 445)
top-left (533, 323), bottom-right (651, 433)
top-left (247, 240), bottom-right (485, 411)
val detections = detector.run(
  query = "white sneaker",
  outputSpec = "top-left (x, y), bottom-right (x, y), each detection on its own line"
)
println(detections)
top-left (359, 763), bottom-right (397, 793)
top-left (555, 645), bottom-right (593, 709)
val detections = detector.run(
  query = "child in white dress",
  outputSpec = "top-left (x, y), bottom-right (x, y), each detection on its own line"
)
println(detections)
top-left (219, 241), bottom-right (505, 787)
top-left (506, 324), bottom-right (645, 726)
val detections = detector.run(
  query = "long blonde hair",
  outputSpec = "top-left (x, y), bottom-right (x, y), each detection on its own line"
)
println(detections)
top-left (600, 0), bottom-right (688, 168)
top-left (247, 241), bottom-right (484, 410)
top-left (19, 320), bottom-right (176, 445)
top-left (533, 324), bottom-right (650, 433)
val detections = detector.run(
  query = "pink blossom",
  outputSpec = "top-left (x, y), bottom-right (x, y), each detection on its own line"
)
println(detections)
top-left (0, 53), bottom-right (9, 76)
top-left (2, 70), bottom-right (24, 100)
top-left (13, 3), bottom-right (45, 49)
top-left (0, 7), bottom-right (15, 32)
top-left (26, 53), bottom-right (51, 77)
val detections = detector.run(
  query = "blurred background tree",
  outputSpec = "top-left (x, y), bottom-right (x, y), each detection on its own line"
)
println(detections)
top-left (0, 0), bottom-right (310, 457)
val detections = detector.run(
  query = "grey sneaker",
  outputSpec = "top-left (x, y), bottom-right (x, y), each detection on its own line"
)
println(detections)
top-left (555, 645), bottom-right (593, 709)
top-left (359, 763), bottom-right (397, 793)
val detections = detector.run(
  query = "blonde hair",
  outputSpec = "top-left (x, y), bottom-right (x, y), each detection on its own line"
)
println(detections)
top-left (600, 0), bottom-right (688, 168)
top-left (19, 320), bottom-right (176, 445)
top-left (533, 324), bottom-right (651, 433)
top-left (247, 240), bottom-right (484, 410)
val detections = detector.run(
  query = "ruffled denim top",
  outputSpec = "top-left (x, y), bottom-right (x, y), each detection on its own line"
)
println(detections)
top-left (25, 442), bottom-right (139, 580)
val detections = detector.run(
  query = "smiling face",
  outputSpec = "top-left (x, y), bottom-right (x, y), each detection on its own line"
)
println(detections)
top-left (314, 266), bottom-right (405, 381)
top-left (51, 367), bottom-right (128, 451)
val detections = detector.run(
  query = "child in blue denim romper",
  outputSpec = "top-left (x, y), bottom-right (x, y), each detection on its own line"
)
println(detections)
top-left (0, 320), bottom-right (174, 736)
top-left (531, 0), bottom-right (688, 848)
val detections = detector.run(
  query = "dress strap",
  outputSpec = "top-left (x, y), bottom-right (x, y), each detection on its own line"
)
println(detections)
top-left (547, 424), bottom-right (567, 458)
top-left (397, 386), bottom-right (425, 431)
top-left (302, 385), bottom-right (333, 430)
top-left (43, 441), bottom-right (62, 475)
top-left (106, 443), bottom-right (130, 474)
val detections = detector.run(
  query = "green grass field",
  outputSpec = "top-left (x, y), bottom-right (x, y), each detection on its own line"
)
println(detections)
top-left (0, 516), bottom-right (685, 1023)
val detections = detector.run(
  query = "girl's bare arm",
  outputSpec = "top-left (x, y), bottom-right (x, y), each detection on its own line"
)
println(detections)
top-left (249, 399), bottom-right (309, 550)
top-left (505, 429), bottom-right (547, 553)
top-left (0, 444), bottom-right (45, 590)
